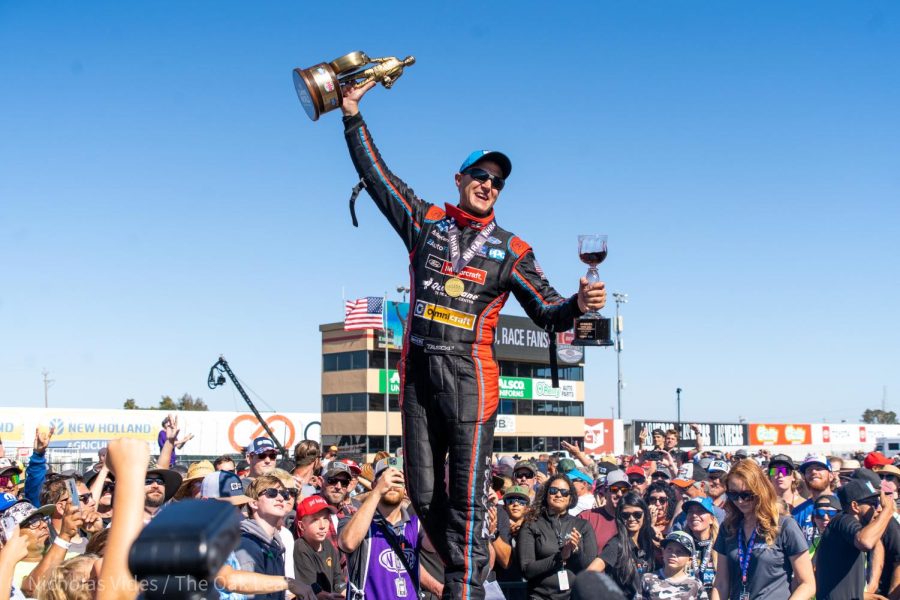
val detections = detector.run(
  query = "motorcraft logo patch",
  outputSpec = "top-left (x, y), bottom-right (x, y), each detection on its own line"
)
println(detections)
top-left (414, 300), bottom-right (476, 330)
top-left (424, 253), bottom-right (487, 285)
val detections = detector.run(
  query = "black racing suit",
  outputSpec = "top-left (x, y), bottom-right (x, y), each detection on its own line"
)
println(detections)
top-left (344, 113), bottom-right (582, 600)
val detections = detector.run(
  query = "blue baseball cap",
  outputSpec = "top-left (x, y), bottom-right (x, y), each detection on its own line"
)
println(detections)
top-left (0, 492), bottom-right (18, 512)
top-left (459, 150), bottom-right (512, 179)
top-left (247, 437), bottom-right (277, 456)
top-left (566, 468), bottom-right (594, 486)
top-left (682, 496), bottom-right (716, 516)
top-left (200, 471), bottom-right (251, 505)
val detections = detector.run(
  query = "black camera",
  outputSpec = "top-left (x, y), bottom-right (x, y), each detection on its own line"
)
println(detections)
top-left (129, 499), bottom-right (242, 600)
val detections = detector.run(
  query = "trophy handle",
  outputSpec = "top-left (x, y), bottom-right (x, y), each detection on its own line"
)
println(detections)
top-left (329, 51), bottom-right (370, 74)
top-left (339, 56), bottom-right (416, 90)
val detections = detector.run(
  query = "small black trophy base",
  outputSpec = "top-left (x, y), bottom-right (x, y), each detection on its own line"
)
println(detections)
top-left (572, 316), bottom-right (614, 347)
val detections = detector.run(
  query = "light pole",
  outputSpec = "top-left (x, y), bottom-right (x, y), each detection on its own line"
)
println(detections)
top-left (612, 292), bottom-right (628, 419)
top-left (384, 286), bottom-right (410, 453)
top-left (676, 387), bottom-right (682, 425)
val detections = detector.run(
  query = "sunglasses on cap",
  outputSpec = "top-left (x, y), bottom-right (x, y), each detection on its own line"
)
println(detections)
top-left (814, 508), bottom-right (838, 518)
top-left (768, 465), bottom-right (793, 477)
top-left (726, 490), bottom-right (756, 503)
top-left (259, 488), bottom-right (298, 500)
top-left (464, 167), bottom-right (505, 191)
top-left (547, 486), bottom-right (570, 498)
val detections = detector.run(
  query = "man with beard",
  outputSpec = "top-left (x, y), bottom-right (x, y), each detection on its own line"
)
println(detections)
top-left (315, 460), bottom-right (357, 574)
top-left (338, 458), bottom-right (443, 599)
top-left (793, 454), bottom-right (837, 545)
top-left (579, 470), bottom-right (631, 550)
top-left (142, 466), bottom-right (182, 523)
top-left (815, 480), bottom-right (895, 600)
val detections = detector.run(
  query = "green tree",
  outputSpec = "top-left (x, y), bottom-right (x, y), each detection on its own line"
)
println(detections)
top-left (123, 398), bottom-right (138, 410)
top-left (175, 393), bottom-right (208, 411)
top-left (862, 409), bottom-right (897, 424)
top-left (158, 396), bottom-right (178, 411)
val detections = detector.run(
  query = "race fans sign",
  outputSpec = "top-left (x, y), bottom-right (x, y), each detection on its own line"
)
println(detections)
top-left (632, 421), bottom-right (748, 449)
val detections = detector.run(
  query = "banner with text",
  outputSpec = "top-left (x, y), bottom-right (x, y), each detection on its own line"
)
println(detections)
top-left (749, 424), bottom-right (812, 446)
top-left (632, 421), bottom-right (749, 449)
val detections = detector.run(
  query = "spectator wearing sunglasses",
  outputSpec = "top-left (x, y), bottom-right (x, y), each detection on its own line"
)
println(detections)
top-left (767, 454), bottom-right (804, 509)
top-left (815, 479), bottom-right (894, 600)
top-left (513, 460), bottom-right (539, 498)
top-left (595, 492), bottom-right (659, 599)
top-left (581, 470), bottom-right (631, 551)
top-left (141, 467), bottom-right (182, 523)
top-left (644, 482), bottom-right (676, 538)
top-left (492, 485), bottom-right (531, 590)
top-left (518, 474), bottom-right (601, 599)
top-left (713, 459), bottom-right (814, 600)
top-left (236, 475), bottom-right (297, 600)
top-left (792, 454), bottom-right (837, 545)
top-left (0, 458), bottom-right (23, 497)
top-left (245, 437), bottom-right (280, 481)
top-left (0, 496), bottom-right (55, 594)
top-left (627, 466), bottom-right (649, 494)
top-left (38, 473), bottom-right (105, 553)
top-left (810, 495), bottom-right (842, 558)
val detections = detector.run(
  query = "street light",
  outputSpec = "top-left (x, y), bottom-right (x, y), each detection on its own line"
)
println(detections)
top-left (612, 292), bottom-right (628, 419)
top-left (676, 387), bottom-right (682, 425)
top-left (384, 285), bottom-right (410, 453)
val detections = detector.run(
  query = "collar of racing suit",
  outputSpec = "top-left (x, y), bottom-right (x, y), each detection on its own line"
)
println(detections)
top-left (445, 203), bottom-right (494, 230)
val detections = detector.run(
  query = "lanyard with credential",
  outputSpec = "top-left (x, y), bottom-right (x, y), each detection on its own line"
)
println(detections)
top-left (447, 220), bottom-right (496, 274)
top-left (737, 526), bottom-right (758, 599)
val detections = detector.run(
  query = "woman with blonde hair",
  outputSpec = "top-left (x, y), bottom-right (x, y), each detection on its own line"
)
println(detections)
top-left (34, 554), bottom-right (98, 600)
top-left (682, 496), bottom-right (719, 595)
top-left (711, 459), bottom-right (815, 600)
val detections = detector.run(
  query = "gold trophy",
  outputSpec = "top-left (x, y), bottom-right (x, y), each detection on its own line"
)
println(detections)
top-left (293, 51), bottom-right (416, 121)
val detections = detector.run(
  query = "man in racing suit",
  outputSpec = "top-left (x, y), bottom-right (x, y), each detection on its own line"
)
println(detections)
top-left (340, 82), bottom-right (606, 600)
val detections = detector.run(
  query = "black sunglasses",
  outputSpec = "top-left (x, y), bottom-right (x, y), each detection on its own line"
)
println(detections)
top-left (464, 167), bottom-right (505, 191)
top-left (547, 486), bottom-right (570, 498)
top-left (514, 471), bottom-right (534, 480)
top-left (326, 477), bottom-right (352, 488)
top-left (505, 497), bottom-right (528, 506)
top-left (726, 490), bottom-right (756, 503)
top-left (259, 488), bottom-right (298, 500)
top-left (621, 510), bottom-right (644, 521)
top-left (145, 477), bottom-right (166, 487)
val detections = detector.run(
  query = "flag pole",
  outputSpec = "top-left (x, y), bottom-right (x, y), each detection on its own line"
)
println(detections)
top-left (383, 292), bottom-right (389, 454)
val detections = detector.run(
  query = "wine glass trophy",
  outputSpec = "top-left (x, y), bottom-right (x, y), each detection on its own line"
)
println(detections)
top-left (573, 234), bottom-right (614, 346)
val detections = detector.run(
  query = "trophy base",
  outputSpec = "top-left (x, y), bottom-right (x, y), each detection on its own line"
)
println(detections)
top-left (572, 315), bottom-right (614, 347)
top-left (293, 64), bottom-right (342, 121)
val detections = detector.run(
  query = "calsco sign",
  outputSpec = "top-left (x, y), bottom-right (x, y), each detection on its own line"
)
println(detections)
top-left (499, 377), bottom-right (530, 399)
top-left (749, 424), bottom-right (812, 446)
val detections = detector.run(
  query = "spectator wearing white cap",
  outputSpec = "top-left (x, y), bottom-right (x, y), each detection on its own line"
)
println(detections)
top-left (792, 454), bottom-right (837, 545)
top-left (580, 470), bottom-right (631, 551)
top-left (245, 437), bottom-right (280, 480)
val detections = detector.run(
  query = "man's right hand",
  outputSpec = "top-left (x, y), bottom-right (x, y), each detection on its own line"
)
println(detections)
top-left (373, 467), bottom-right (404, 497)
top-left (60, 502), bottom-right (85, 541)
top-left (340, 81), bottom-right (377, 117)
top-left (34, 426), bottom-right (55, 455)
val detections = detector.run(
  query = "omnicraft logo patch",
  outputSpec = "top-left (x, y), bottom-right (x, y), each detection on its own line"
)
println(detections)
top-left (424, 254), bottom-right (487, 286)
top-left (414, 300), bottom-right (476, 330)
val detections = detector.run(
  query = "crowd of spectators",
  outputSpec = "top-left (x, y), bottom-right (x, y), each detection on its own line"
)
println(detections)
top-left (2, 421), bottom-right (900, 600)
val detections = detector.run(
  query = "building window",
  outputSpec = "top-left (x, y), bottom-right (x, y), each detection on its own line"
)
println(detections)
top-left (367, 394), bottom-right (400, 412)
top-left (322, 393), bottom-right (368, 412)
top-left (323, 350), bottom-right (368, 372)
top-left (366, 435), bottom-right (402, 455)
top-left (368, 351), bottom-right (401, 370)
top-left (498, 361), bottom-right (584, 381)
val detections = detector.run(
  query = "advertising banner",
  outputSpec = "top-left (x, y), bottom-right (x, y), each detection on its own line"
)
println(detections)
top-left (749, 424), bottom-right (813, 446)
top-left (0, 408), bottom-right (321, 456)
top-left (378, 369), bottom-right (402, 395)
top-left (379, 301), bottom-right (409, 350)
top-left (584, 419), bottom-right (615, 454)
top-left (632, 421), bottom-right (749, 449)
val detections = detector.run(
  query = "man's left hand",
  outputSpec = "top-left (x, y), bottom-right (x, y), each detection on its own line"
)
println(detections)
top-left (577, 278), bottom-right (606, 313)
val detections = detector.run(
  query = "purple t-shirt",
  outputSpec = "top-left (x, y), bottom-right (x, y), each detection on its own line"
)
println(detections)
top-left (158, 430), bottom-right (176, 466)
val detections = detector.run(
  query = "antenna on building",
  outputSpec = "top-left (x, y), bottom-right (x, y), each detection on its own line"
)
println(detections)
top-left (884, 385), bottom-right (888, 412)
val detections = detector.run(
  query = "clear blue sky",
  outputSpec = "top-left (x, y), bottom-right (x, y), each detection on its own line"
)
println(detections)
top-left (2, 1), bottom-right (898, 423)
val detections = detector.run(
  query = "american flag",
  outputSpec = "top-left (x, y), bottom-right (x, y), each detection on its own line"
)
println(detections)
top-left (344, 297), bottom-right (384, 331)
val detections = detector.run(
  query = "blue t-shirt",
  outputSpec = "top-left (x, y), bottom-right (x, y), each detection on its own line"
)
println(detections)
top-left (792, 497), bottom-right (827, 546)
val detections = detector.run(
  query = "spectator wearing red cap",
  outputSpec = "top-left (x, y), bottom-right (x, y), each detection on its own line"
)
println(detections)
top-left (865, 452), bottom-right (893, 471)
top-left (293, 495), bottom-right (344, 598)
top-left (626, 466), bottom-right (648, 494)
